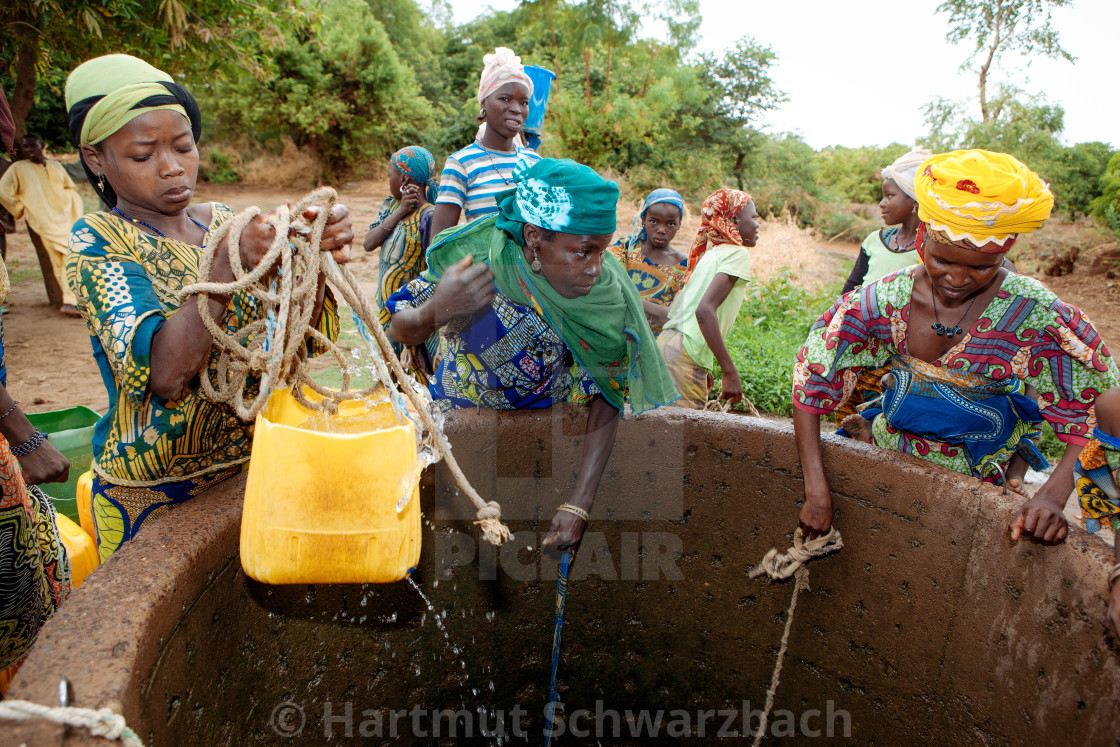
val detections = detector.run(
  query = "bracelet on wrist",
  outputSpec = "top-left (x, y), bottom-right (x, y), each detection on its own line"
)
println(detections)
top-left (10, 429), bottom-right (47, 457)
top-left (557, 503), bottom-right (590, 522)
top-left (0, 400), bottom-right (18, 422)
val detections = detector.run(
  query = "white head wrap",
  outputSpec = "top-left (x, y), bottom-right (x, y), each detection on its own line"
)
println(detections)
top-left (881, 149), bottom-right (931, 201)
top-left (477, 47), bottom-right (534, 105)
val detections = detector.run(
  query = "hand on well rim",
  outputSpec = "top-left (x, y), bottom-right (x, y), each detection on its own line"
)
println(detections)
top-left (1009, 492), bottom-right (1069, 544)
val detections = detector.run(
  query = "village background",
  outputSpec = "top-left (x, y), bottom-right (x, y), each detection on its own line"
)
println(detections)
top-left (1, 0), bottom-right (1118, 468)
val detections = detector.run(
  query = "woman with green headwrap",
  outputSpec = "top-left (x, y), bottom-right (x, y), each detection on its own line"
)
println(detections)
top-left (388, 158), bottom-right (678, 550)
top-left (63, 55), bottom-right (354, 561)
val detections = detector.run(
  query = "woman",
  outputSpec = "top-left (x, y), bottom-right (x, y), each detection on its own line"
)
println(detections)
top-left (793, 150), bottom-right (1119, 545)
top-left (840, 149), bottom-right (928, 295)
top-left (609, 188), bottom-right (688, 334)
top-left (64, 55), bottom-right (353, 560)
top-left (429, 47), bottom-right (542, 238)
top-left (388, 159), bottom-right (678, 551)
top-left (659, 188), bottom-right (757, 409)
top-left (365, 146), bottom-right (437, 354)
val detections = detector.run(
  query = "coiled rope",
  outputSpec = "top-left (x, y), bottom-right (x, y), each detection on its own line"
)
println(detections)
top-left (747, 527), bottom-right (843, 746)
top-left (0, 700), bottom-right (143, 746)
top-left (177, 187), bottom-right (511, 545)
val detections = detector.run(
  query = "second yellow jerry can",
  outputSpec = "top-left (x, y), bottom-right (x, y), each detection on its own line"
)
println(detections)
top-left (240, 388), bottom-right (421, 584)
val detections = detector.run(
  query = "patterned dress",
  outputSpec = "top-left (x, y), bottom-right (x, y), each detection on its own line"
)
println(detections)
top-left (1074, 427), bottom-right (1120, 533)
top-left (794, 267), bottom-right (1120, 476)
top-left (373, 197), bottom-right (433, 330)
top-left (608, 235), bottom-right (687, 333)
top-left (66, 205), bottom-right (340, 559)
top-left (386, 276), bottom-right (599, 411)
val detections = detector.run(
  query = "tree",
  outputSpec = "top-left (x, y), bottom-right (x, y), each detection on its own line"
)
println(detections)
top-left (936, 0), bottom-right (1074, 123)
top-left (1090, 153), bottom-right (1120, 238)
top-left (0, 0), bottom-right (285, 139)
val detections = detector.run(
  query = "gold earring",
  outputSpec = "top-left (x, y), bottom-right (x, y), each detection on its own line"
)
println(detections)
top-left (98, 173), bottom-right (106, 192)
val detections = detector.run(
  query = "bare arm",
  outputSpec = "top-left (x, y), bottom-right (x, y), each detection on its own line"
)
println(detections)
top-left (542, 395), bottom-right (621, 552)
top-left (428, 203), bottom-right (462, 241)
top-left (387, 255), bottom-right (495, 346)
top-left (695, 272), bottom-right (741, 403)
top-left (794, 405), bottom-right (834, 536)
top-left (0, 384), bottom-right (70, 484)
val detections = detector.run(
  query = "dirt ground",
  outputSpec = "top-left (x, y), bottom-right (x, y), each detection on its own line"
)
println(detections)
top-left (2, 178), bottom-right (1113, 418)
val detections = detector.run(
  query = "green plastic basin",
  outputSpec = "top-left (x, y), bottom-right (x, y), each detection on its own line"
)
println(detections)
top-left (26, 406), bottom-right (101, 523)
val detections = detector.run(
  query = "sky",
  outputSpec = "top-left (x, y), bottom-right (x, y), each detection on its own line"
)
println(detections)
top-left (448, 0), bottom-right (1119, 149)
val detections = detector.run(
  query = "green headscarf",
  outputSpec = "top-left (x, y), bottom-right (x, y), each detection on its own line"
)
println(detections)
top-left (65, 54), bottom-right (193, 146)
top-left (423, 159), bottom-right (678, 414)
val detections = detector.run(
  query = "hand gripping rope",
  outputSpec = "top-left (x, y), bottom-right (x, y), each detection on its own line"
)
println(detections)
top-left (746, 527), bottom-right (843, 746)
top-left (177, 187), bottom-right (510, 545)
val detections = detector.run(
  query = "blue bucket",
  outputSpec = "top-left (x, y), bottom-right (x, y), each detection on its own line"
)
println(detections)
top-left (523, 65), bottom-right (556, 136)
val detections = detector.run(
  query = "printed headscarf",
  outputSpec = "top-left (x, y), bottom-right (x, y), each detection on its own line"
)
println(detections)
top-left (65, 54), bottom-right (201, 207)
top-left (494, 158), bottom-right (619, 244)
top-left (688, 188), bottom-right (753, 270)
top-left (477, 47), bottom-right (534, 105)
top-left (915, 149), bottom-right (1053, 253)
top-left (634, 188), bottom-right (685, 242)
top-left (881, 149), bottom-right (930, 202)
top-left (390, 146), bottom-right (438, 204)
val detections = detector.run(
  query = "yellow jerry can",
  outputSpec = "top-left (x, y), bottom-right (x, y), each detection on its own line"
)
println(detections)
top-left (56, 512), bottom-right (100, 589)
top-left (240, 387), bottom-right (422, 584)
top-left (76, 470), bottom-right (95, 541)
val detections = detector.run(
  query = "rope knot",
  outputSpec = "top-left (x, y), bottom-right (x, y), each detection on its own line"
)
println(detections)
top-left (748, 527), bottom-right (843, 581)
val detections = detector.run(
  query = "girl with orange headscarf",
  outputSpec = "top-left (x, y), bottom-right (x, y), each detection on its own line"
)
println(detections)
top-left (658, 188), bottom-right (758, 408)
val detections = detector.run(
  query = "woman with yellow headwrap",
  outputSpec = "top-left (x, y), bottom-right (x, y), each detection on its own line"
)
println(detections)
top-left (791, 150), bottom-right (1119, 546)
top-left (63, 55), bottom-right (354, 561)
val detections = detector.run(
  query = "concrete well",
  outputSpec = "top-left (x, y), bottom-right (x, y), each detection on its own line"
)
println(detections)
top-left (8, 406), bottom-right (1120, 745)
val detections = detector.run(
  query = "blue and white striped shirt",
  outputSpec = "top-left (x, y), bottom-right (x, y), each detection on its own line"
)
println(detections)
top-left (436, 143), bottom-right (541, 222)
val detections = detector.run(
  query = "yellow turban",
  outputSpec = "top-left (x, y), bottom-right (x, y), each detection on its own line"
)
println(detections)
top-left (915, 149), bottom-right (1053, 252)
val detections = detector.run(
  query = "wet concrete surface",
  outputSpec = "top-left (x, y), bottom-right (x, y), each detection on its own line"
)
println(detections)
top-left (9, 406), bottom-right (1120, 744)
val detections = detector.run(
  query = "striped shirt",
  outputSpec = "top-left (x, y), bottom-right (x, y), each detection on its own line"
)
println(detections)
top-left (436, 142), bottom-right (541, 222)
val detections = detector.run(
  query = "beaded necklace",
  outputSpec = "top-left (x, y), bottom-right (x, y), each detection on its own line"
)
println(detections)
top-left (112, 206), bottom-right (209, 244)
top-left (473, 140), bottom-right (515, 185)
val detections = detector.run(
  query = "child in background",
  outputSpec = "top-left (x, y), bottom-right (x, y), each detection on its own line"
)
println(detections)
top-left (840, 149), bottom-right (928, 295)
top-left (609, 188), bottom-right (687, 335)
top-left (364, 146), bottom-right (437, 351)
top-left (658, 189), bottom-right (758, 409)
top-left (428, 47), bottom-right (542, 238)
top-left (1070, 386), bottom-right (1120, 637)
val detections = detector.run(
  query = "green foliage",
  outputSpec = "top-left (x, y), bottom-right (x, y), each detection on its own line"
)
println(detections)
top-left (1090, 152), bottom-right (1120, 238)
top-left (816, 144), bottom-right (910, 204)
top-left (199, 0), bottom-right (432, 180)
top-left (201, 151), bottom-right (240, 184)
top-left (718, 273), bottom-right (837, 416)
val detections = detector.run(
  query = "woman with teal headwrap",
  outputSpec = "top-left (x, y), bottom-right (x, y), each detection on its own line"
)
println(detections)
top-left (608, 188), bottom-right (687, 334)
top-left (388, 158), bottom-right (678, 551)
top-left (364, 146), bottom-right (438, 354)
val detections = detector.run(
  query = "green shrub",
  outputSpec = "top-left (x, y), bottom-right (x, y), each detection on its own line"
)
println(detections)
top-left (716, 272), bottom-right (838, 415)
top-left (201, 151), bottom-right (241, 184)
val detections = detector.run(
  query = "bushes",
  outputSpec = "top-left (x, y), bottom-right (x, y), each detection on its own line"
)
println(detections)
top-left (716, 273), bottom-right (838, 416)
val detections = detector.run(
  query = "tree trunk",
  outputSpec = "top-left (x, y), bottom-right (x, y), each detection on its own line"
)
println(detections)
top-left (544, 0), bottom-right (561, 79)
top-left (640, 46), bottom-right (657, 99)
top-left (583, 46), bottom-right (592, 108)
top-left (734, 152), bottom-right (745, 192)
top-left (11, 39), bottom-right (39, 141)
top-left (605, 28), bottom-right (612, 104)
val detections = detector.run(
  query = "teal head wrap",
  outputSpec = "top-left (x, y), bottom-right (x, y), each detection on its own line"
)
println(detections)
top-left (494, 158), bottom-right (620, 245)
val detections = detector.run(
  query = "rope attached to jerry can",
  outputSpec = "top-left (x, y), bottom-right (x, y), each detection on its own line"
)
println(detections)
top-left (177, 187), bottom-right (511, 545)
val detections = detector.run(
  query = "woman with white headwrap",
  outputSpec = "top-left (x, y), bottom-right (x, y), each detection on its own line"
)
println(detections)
top-left (840, 149), bottom-right (929, 295)
top-left (428, 47), bottom-right (542, 239)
